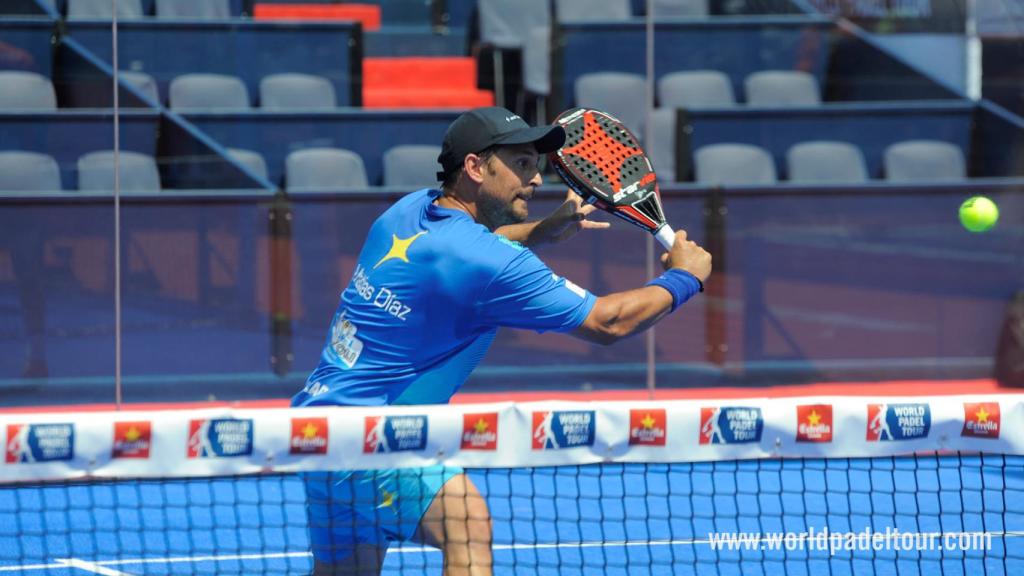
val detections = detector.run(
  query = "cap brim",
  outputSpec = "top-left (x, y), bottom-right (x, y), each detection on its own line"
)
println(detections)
top-left (494, 125), bottom-right (566, 154)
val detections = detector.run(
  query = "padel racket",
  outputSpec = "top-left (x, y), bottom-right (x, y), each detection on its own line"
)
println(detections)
top-left (549, 108), bottom-right (676, 250)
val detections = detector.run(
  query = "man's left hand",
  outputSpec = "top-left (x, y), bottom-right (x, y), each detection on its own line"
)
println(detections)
top-left (534, 189), bottom-right (611, 245)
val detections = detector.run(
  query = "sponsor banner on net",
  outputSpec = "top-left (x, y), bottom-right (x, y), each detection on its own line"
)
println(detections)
top-left (708, 527), bottom-right (994, 555)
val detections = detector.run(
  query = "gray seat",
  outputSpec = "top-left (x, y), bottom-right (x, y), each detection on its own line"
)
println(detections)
top-left (67, 0), bottom-right (143, 18)
top-left (658, 70), bottom-right (736, 109)
top-left (169, 73), bottom-right (250, 110)
top-left (227, 148), bottom-right (268, 181)
top-left (156, 0), bottom-right (229, 19)
top-left (120, 70), bottom-right (159, 103)
top-left (884, 140), bottom-right (966, 182)
top-left (574, 72), bottom-right (647, 138)
top-left (77, 151), bottom-right (161, 191)
top-left (382, 145), bottom-right (443, 188)
top-left (0, 152), bottom-right (62, 191)
top-left (652, 0), bottom-right (709, 17)
top-left (694, 144), bottom-right (777, 185)
top-left (787, 141), bottom-right (868, 183)
top-left (744, 70), bottom-right (821, 107)
top-left (646, 108), bottom-right (678, 183)
top-left (556, 0), bottom-right (631, 22)
top-left (286, 148), bottom-right (368, 191)
top-left (0, 72), bottom-right (57, 110)
top-left (259, 73), bottom-right (336, 110)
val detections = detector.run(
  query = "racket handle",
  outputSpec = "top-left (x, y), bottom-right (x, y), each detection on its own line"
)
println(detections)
top-left (654, 224), bottom-right (676, 251)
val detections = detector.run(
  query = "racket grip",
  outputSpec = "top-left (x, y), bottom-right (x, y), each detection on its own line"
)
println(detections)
top-left (654, 224), bottom-right (676, 251)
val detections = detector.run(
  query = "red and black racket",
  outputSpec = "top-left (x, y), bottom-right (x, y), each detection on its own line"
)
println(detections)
top-left (549, 108), bottom-right (676, 250)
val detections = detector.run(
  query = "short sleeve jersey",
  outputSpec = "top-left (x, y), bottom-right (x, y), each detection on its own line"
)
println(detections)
top-left (291, 189), bottom-right (596, 407)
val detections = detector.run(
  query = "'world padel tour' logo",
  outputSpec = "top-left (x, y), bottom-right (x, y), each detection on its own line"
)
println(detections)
top-left (532, 411), bottom-right (595, 450)
top-left (962, 402), bottom-right (1000, 439)
top-left (796, 405), bottom-right (832, 443)
top-left (187, 418), bottom-right (253, 458)
top-left (699, 407), bottom-right (763, 444)
top-left (6, 423), bottom-right (74, 463)
top-left (113, 421), bottom-right (151, 459)
top-left (363, 415), bottom-right (428, 453)
top-left (461, 413), bottom-right (498, 450)
top-left (290, 417), bottom-right (328, 455)
top-left (629, 409), bottom-right (666, 446)
top-left (866, 404), bottom-right (930, 441)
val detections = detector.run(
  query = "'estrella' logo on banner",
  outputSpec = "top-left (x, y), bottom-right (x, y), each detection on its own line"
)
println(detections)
top-left (187, 419), bottom-right (253, 458)
top-left (796, 405), bottom-right (832, 443)
top-left (962, 402), bottom-right (1000, 439)
top-left (113, 421), bottom-right (151, 459)
top-left (5, 423), bottom-right (74, 463)
top-left (629, 409), bottom-right (666, 446)
top-left (699, 407), bottom-right (763, 445)
top-left (290, 417), bottom-right (329, 455)
top-left (532, 411), bottom-right (595, 450)
top-left (363, 415), bottom-right (428, 453)
top-left (461, 413), bottom-right (498, 451)
top-left (866, 404), bottom-right (930, 441)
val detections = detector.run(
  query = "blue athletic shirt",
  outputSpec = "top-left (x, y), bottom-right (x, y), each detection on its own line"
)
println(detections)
top-left (291, 188), bottom-right (597, 408)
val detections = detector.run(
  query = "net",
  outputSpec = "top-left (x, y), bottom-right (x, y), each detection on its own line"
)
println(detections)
top-left (2, 397), bottom-right (1023, 575)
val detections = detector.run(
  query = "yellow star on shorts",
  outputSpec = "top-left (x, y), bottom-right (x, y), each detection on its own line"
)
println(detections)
top-left (374, 231), bottom-right (426, 269)
top-left (641, 414), bottom-right (656, 429)
top-left (302, 423), bottom-right (319, 439)
top-left (976, 407), bottom-right (989, 423)
top-left (807, 410), bottom-right (821, 426)
top-left (474, 419), bottom-right (489, 434)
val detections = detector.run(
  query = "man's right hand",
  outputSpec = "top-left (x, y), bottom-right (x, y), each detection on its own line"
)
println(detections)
top-left (660, 230), bottom-right (712, 283)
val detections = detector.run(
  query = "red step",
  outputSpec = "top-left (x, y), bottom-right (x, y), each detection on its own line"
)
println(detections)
top-left (363, 88), bottom-right (494, 109)
top-left (253, 3), bottom-right (381, 31)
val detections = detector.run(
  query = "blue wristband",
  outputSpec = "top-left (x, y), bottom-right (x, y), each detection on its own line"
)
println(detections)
top-left (646, 269), bottom-right (704, 312)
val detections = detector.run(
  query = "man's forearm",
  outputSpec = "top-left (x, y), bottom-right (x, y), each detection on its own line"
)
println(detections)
top-left (495, 221), bottom-right (544, 247)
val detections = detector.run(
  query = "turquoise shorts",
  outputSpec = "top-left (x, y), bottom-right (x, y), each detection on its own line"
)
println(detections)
top-left (302, 465), bottom-right (463, 563)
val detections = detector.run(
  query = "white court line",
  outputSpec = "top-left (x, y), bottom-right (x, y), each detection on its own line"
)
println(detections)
top-left (3, 531), bottom-right (1022, 573)
top-left (56, 559), bottom-right (134, 576)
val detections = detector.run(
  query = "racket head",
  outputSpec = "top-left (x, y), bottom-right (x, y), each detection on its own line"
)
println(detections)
top-left (549, 108), bottom-right (667, 234)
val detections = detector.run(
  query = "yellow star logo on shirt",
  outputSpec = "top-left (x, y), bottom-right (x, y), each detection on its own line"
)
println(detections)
top-left (640, 414), bottom-right (656, 429)
top-left (374, 231), bottom-right (427, 269)
top-left (976, 407), bottom-right (989, 423)
top-left (378, 489), bottom-right (395, 509)
top-left (302, 423), bottom-right (319, 439)
top-left (474, 419), bottom-right (489, 434)
top-left (807, 410), bottom-right (821, 426)
top-left (124, 427), bottom-right (141, 442)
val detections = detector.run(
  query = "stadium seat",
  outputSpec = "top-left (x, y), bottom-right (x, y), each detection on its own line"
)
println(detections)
top-left (652, 0), bottom-right (709, 17)
top-left (155, 0), bottom-right (229, 19)
top-left (555, 0), bottom-right (631, 22)
top-left (227, 148), bottom-right (268, 181)
top-left (883, 140), bottom-right (966, 181)
top-left (0, 71), bottom-right (57, 110)
top-left (259, 73), bottom-right (336, 110)
top-left (286, 148), bottom-right (368, 191)
top-left (694, 144), bottom-right (777, 185)
top-left (575, 72), bottom-right (647, 138)
top-left (646, 108), bottom-right (678, 182)
top-left (67, 0), bottom-right (143, 18)
top-left (120, 71), bottom-right (159, 104)
top-left (382, 145), bottom-right (442, 188)
top-left (658, 70), bottom-right (736, 109)
top-left (744, 70), bottom-right (821, 106)
top-left (0, 151), bottom-right (62, 191)
top-left (786, 141), bottom-right (868, 183)
top-left (169, 73), bottom-right (250, 110)
top-left (77, 151), bottom-right (162, 191)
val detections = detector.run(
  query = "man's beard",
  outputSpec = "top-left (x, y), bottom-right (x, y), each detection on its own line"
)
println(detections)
top-left (479, 192), bottom-right (527, 229)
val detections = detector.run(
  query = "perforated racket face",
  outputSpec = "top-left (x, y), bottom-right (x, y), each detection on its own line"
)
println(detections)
top-left (550, 108), bottom-right (667, 232)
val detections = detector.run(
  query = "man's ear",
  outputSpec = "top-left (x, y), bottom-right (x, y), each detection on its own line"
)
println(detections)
top-left (463, 153), bottom-right (488, 184)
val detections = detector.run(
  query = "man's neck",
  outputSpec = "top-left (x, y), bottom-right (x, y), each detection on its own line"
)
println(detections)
top-left (436, 188), bottom-right (477, 221)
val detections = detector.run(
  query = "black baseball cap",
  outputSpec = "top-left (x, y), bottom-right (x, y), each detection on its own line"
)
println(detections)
top-left (436, 106), bottom-right (566, 181)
